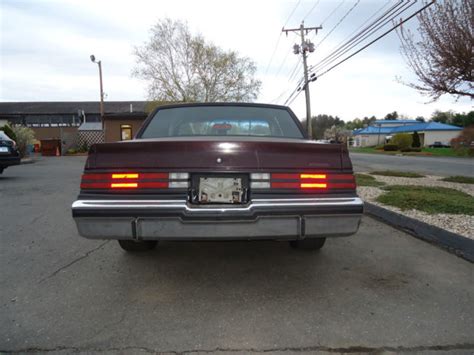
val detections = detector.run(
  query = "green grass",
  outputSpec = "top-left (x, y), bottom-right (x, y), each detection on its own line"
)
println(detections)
top-left (355, 173), bottom-right (385, 187)
top-left (349, 146), bottom-right (470, 157)
top-left (441, 176), bottom-right (474, 184)
top-left (371, 170), bottom-right (425, 178)
top-left (376, 185), bottom-right (474, 215)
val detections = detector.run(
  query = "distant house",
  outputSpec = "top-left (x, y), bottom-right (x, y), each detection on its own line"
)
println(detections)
top-left (352, 120), bottom-right (462, 147)
top-left (0, 101), bottom-right (148, 148)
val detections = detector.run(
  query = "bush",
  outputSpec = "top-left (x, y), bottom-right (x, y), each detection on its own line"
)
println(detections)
top-left (391, 133), bottom-right (413, 150)
top-left (383, 144), bottom-right (398, 151)
top-left (0, 124), bottom-right (17, 142)
top-left (400, 147), bottom-right (422, 152)
top-left (11, 126), bottom-right (35, 158)
top-left (412, 131), bottom-right (421, 148)
top-left (67, 148), bottom-right (77, 155)
top-left (451, 125), bottom-right (474, 156)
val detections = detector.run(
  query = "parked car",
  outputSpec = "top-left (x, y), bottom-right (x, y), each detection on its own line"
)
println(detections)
top-left (0, 130), bottom-right (21, 174)
top-left (72, 103), bottom-right (363, 252)
top-left (428, 141), bottom-right (450, 148)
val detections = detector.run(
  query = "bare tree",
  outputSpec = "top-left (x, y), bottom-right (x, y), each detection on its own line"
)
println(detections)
top-left (396, 0), bottom-right (473, 100)
top-left (133, 19), bottom-right (261, 102)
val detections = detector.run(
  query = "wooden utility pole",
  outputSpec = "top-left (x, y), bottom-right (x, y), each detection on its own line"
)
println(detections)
top-left (282, 22), bottom-right (321, 139)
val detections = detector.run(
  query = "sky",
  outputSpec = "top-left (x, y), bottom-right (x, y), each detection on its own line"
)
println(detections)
top-left (0, 0), bottom-right (472, 122)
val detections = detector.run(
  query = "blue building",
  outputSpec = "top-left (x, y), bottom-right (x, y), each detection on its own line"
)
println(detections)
top-left (352, 120), bottom-right (462, 147)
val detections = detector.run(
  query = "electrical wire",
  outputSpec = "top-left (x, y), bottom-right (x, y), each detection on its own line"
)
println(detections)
top-left (314, 0), bottom-right (361, 49)
top-left (320, 0), bottom-right (345, 26)
top-left (311, 0), bottom-right (415, 75)
top-left (303, 0), bottom-right (322, 21)
top-left (263, 0), bottom-right (302, 77)
top-left (314, 1), bottom-right (436, 78)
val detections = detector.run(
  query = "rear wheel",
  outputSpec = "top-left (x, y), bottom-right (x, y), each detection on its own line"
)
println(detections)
top-left (0, 168), bottom-right (4, 174)
top-left (118, 240), bottom-right (157, 252)
top-left (290, 238), bottom-right (326, 250)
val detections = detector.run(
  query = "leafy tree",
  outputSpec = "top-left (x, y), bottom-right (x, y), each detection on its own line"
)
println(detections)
top-left (384, 111), bottom-right (399, 120)
top-left (391, 133), bottom-right (412, 150)
top-left (451, 126), bottom-right (474, 156)
top-left (11, 126), bottom-right (35, 158)
top-left (452, 111), bottom-right (474, 127)
top-left (0, 124), bottom-right (17, 141)
top-left (396, 0), bottom-right (473, 100)
top-left (415, 116), bottom-right (425, 122)
top-left (134, 18), bottom-right (261, 102)
top-left (324, 125), bottom-right (350, 143)
top-left (412, 131), bottom-right (421, 148)
top-left (431, 110), bottom-right (455, 124)
top-left (309, 114), bottom-right (344, 139)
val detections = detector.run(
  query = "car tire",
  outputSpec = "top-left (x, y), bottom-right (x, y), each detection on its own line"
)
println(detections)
top-left (118, 239), bottom-right (158, 252)
top-left (289, 238), bottom-right (326, 250)
top-left (0, 168), bottom-right (3, 174)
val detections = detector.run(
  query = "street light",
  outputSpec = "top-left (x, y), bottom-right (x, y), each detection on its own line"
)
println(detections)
top-left (90, 54), bottom-right (104, 119)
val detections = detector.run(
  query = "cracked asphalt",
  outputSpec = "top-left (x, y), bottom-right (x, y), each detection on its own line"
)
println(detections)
top-left (1, 156), bottom-right (473, 354)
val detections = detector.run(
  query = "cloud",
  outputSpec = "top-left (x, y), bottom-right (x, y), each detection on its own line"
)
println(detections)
top-left (0, 0), bottom-right (472, 120)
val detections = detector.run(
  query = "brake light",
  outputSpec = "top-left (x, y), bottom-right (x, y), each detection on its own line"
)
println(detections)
top-left (265, 172), bottom-right (355, 192)
top-left (111, 183), bottom-right (138, 188)
top-left (301, 183), bottom-right (327, 189)
top-left (112, 173), bottom-right (139, 179)
top-left (80, 172), bottom-right (190, 190)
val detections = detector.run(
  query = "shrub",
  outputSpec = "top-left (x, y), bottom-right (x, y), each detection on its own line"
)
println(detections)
top-left (412, 131), bottom-right (421, 148)
top-left (11, 126), bottom-right (35, 158)
top-left (400, 147), bottom-right (422, 152)
top-left (391, 133), bottom-right (413, 150)
top-left (451, 125), bottom-right (474, 156)
top-left (0, 124), bottom-right (17, 142)
top-left (67, 148), bottom-right (77, 155)
top-left (383, 144), bottom-right (398, 151)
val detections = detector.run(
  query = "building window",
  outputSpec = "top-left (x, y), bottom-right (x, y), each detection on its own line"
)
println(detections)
top-left (120, 124), bottom-right (132, 140)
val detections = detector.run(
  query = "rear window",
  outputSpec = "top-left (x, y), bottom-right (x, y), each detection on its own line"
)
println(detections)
top-left (139, 105), bottom-right (304, 139)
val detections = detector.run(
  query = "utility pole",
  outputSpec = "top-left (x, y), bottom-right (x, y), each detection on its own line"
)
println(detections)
top-left (283, 22), bottom-right (322, 139)
top-left (90, 54), bottom-right (105, 123)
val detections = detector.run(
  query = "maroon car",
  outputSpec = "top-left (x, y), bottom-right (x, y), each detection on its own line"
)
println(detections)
top-left (72, 103), bottom-right (363, 252)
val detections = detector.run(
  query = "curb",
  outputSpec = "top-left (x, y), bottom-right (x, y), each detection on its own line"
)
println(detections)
top-left (364, 202), bottom-right (474, 263)
top-left (20, 158), bottom-right (36, 165)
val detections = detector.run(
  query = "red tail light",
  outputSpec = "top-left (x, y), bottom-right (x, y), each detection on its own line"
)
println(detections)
top-left (269, 172), bottom-right (355, 191)
top-left (80, 172), bottom-right (189, 190)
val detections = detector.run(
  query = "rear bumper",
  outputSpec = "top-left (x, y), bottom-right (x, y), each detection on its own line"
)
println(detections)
top-left (0, 154), bottom-right (21, 168)
top-left (72, 197), bottom-right (363, 241)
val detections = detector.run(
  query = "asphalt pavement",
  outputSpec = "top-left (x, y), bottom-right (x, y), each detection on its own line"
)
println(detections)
top-left (1, 157), bottom-right (473, 354)
top-left (350, 152), bottom-right (473, 177)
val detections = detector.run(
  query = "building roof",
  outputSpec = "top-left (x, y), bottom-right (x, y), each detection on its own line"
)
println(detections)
top-left (354, 121), bottom-right (462, 135)
top-left (0, 101), bottom-right (148, 115)
top-left (374, 119), bottom-right (419, 125)
top-left (78, 122), bottom-right (103, 131)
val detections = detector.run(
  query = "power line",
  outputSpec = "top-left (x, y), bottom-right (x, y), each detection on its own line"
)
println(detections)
top-left (263, 0), bottom-right (302, 77)
top-left (303, 0), bottom-right (322, 21)
top-left (311, 0), bottom-right (414, 75)
top-left (315, 1), bottom-right (436, 79)
top-left (321, 0), bottom-right (346, 26)
top-left (314, 0), bottom-right (361, 50)
top-left (284, 1), bottom-right (435, 107)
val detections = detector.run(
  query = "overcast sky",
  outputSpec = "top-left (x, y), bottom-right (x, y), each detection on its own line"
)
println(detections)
top-left (0, 0), bottom-right (472, 121)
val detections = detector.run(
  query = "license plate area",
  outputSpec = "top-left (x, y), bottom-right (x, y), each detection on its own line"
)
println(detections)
top-left (0, 147), bottom-right (9, 153)
top-left (190, 174), bottom-right (249, 204)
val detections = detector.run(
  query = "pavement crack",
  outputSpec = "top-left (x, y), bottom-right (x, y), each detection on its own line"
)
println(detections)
top-left (2, 343), bottom-right (474, 354)
top-left (38, 240), bottom-right (110, 284)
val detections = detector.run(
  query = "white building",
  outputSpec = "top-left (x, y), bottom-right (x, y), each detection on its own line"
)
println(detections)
top-left (353, 120), bottom-right (462, 147)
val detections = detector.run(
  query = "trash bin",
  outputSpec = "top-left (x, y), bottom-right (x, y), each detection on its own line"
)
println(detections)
top-left (40, 139), bottom-right (61, 156)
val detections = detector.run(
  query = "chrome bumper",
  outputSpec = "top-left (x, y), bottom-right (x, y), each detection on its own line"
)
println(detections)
top-left (72, 197), bottom-right (363, 241)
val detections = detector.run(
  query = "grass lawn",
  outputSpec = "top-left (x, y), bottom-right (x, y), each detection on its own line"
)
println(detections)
top-left (371, 170), bottom-right (425, 178)
top-left (349, 146), bottom-right (469, 157)
top-left (377, 185), bottom-right (474, 215)
top-left (355, 173), bottom-right (385, 187)
top-left (441, 176), bottom-right (474, 184)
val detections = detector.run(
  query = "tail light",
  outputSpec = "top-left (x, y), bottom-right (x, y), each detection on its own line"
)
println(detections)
top-left (80, 172), bottom-right (189, 190)
top-left (250, 172), bottom-right (355, 191)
